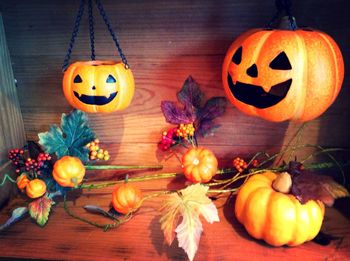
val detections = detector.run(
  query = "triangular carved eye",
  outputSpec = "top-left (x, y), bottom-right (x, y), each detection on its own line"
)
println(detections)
top-left (106, 74), bottom-right (116, 83)
top-left (269, 52), bottom-right (292, 70)
top-left (231, 46), bottom-right (242, 65)
top-left (73, 74), bottom-right (83, 83)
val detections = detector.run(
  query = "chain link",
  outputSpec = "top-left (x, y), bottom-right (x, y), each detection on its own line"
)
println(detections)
top-left (88, 0), bottom-right (96, 60)
top-left (95, 0), bottom-right (130, 69)
top-left (62, 0), bottom-right (85, 72)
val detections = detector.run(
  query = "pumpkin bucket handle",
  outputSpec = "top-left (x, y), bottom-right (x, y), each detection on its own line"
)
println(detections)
top-left (62, 0), bottom-right (130, 72)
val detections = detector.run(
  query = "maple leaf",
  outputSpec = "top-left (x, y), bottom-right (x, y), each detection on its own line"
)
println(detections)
top-left (159, 184), bottom-right (219, 261)
top-left (161, 101), bottom-right (195, 125)
top-left (38, 110), bottom-right (95, 163)
top-left (28, 195), bottom-right (54, 227)
top-left (177, 76), bottom-right (204, 109)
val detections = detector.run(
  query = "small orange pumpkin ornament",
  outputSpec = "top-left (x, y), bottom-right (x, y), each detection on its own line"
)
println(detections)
top-left (112, 181), bottom-right (142, 214)
top-left (52, 156), bottom-right (86, 187)
top-left (235, 171), bottom-right (325, 246)
top-left (16, 174), bottom-right (30, 190)
top-left (63, 60), bottom-right (135, 113)
top-left (222, 17), bottom-right (344, 122)
top-left (182, 147), bottom-right (218, 183)
top-left (26, 179), bottom-right (47, 199)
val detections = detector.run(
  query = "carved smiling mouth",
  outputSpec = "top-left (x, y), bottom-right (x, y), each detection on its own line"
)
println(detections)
top-left (74, 92), bottom-right (118, 106)
top-left (227, 74), bottom-right (292, 109)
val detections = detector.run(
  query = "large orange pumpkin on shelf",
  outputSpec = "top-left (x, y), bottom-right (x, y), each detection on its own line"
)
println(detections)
top-left (235, 171), bottom-right (325, 246)
top-left (52, 156), bottom-right (86, 187)
top-left (182, 147), bottom-right (218, 183)
top-left (112, 183), bottom-right (142, 214)
top-left (63, 60), bottom-right (135, 113)
top-left (222, 23), bottom-right (344, 122)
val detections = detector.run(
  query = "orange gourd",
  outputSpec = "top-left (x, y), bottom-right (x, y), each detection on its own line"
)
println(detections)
top-left (182, 147), bottom-right (218, 183)
top-left (26, 179), bottom-right (47, 199)
top-left (63, 60), bottom-right (135, 113)
top-left (112, 183), bottom-right (142, 214)
top-left (52, 156), bottom-right (86, 187)
top-left (235, 171), bottom-right (325, 246)
top-left (222, 23), bottom-right (344, 122)
top-left (16, 174), bottom-right (30, 190)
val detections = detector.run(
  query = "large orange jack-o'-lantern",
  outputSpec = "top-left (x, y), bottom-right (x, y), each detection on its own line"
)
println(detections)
top-left (222, 17), bottom-right (344, 122)
top-left (63, 60), bottom-right (135, 113)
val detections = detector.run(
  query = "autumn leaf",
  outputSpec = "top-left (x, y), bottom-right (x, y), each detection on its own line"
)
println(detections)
top-left (177, 76), bottom-right (204, 109)
top-left (0, 207), bottom-right (28, 231)
top-left (161, 101), bottom-right (195, 125)
top-left (289, 162), bottom-right (349, 206)
top-left (159, 184), bottom-right (219, 261)
top-left (28, 195), bottom-right (54, 227)
top-left (38, 110), bottom-right (95, 163)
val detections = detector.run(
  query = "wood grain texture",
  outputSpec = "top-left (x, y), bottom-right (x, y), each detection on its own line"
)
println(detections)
top-left (0, 0), bottom-right (349, 259)
top-left (0, 14), bottom-right (26, 165)
top-left (0, 0), bottom-right (349, 162)
top-left (0, 178), bottom-right (349, 260)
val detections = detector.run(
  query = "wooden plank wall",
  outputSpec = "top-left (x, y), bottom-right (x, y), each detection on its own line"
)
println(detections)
top-left (0, 14), bottom-right (26, 207)
top-left (0, 0), bottom-right (349, 176)
top-left (0, 14), bottom-right (26, 165)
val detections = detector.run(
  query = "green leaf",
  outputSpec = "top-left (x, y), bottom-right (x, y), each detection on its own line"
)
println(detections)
top-left (28, 196), bottom-right (54, 227)
top-left (0, 207), bottom-right (28, 231)
top-left (38, 110), bottom-right (95, 162)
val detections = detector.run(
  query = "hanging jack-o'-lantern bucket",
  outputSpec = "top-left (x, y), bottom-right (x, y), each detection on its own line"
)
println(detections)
top-left (222, 0), bottom-right (344, 122)
top-left (62, 0), bottom-right (135, 113)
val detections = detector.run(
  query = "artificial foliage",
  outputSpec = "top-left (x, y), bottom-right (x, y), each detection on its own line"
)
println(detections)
top-left (0, 77), bottom-right (349, 261)
top-left (38, 109), bottom-right (95, 162)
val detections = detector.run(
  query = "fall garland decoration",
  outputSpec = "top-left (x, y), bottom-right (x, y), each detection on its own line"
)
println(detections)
top-left (0, 76), bottom-right (349, 261)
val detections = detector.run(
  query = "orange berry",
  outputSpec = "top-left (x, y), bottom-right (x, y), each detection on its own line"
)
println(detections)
top-left (95, 139), bottom-right (100, 144)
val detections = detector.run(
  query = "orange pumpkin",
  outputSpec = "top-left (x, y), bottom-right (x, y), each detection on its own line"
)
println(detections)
top-left (235, 171), bottom-right (325, 246)
top-left (26, 179), bottom-right (47, 199)
top-left (63, 60), bottom-right (135, 113)
top-left (182, 147), bottom-right (218, 183)
top-left (52, 156), bottom-right (86, 187)
top-left (112, 183), bottom-right (142, 214)
top-left (16, 174), bottom-right (30, 190)
top-left (222, 24), bottom-right (344, 122)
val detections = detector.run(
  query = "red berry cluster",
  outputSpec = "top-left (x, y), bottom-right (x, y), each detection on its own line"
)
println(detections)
top-left (8, 149), bottom-right (25, 173)
top-left (8, 149), bottom-right (51, 175)
top-left (158, 123), bottom-right (196, 151)
top-left (158, 128), bottom-right (177, 151)
top-left (233, 157), bottom-right (258, 173)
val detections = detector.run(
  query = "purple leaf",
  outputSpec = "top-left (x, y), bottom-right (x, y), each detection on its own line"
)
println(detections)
top-left (291, 169), bottom-right (349, 206)
top-left (177, 76), bottom-right (204, 109)
top-left (197, 120), bottom-right (221, 137)
top-left (161, 101), bottom-right (194, 125)
top-left (198, 97), bottom-right (227, 122)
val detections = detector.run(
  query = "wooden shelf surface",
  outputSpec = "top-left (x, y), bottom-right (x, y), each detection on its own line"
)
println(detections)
top-left (0, 176), bottom-right (349, 261)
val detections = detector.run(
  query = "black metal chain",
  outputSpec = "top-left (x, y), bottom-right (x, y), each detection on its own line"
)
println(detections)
top-left (95, 0), bottom-right (130, 69)
top-left (88, 0), bottom-right (96, 60)
top-left (265, 0), bottom-right (296, 30)
top-left (62, 0), bottom-right (85, 72)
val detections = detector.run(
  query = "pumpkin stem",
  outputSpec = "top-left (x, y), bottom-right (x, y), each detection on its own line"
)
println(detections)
top-left (124, 174), bottom-right (129, 184)
top-left (278, 16), bottom-right (298, 30)
top-left (272, 172), bottom-right (292, 194)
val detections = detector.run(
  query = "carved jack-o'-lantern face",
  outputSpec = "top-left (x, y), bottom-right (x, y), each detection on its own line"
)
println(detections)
top-left (63, 60), bottom-right (135, 113)
top-left (222, 29), bottom-right (344, 122)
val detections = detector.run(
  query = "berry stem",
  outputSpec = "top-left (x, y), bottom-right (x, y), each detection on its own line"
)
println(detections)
top-left (0, 174), bottom-right (16, 187)
top-left (84, 165), bottom-right (163, 170)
